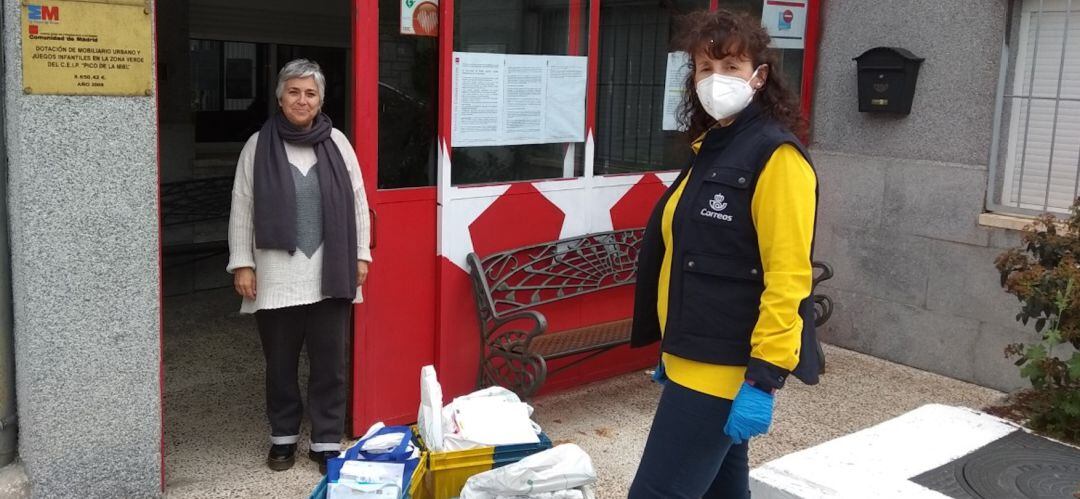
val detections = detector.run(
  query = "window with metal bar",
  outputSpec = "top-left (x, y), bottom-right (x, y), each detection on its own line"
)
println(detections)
top-left (594, 0), bottom-right (706, 175)
top-left (593, 0), bottom-right (805, 175)
top-left (992, 0), bottom-right (1080, 215)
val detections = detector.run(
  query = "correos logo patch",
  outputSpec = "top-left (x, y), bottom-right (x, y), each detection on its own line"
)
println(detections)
top-left (708, 193), bottom-right (727, 212)
top-left (701, 193), bottom-right (733, 222)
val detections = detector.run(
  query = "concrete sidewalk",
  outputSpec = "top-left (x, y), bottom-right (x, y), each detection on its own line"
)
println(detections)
top-left (532, 345), bottom-right (1004, 497)
top-left (161, 288), bottom-right (1004, 498)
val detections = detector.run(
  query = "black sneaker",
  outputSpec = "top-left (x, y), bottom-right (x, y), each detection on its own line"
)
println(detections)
top-left (267, 444), bottom-right (296, 471)
top-left (308, 449), bottom-right (340, 475)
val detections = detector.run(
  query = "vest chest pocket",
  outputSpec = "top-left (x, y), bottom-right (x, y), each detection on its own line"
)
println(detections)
top-left (678, 252), bottom-right (764, 344)
top-left (693, 167), bottom-right (754, 228)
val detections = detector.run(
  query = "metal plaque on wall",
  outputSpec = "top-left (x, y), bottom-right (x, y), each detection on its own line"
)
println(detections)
top-left (20, 0), bottom-right (153, 96)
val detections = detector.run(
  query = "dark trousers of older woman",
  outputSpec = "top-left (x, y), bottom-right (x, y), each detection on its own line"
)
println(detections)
top-left (255, 298), bottom-right (350, 452)
top-left (628, 380), bottom-right (750, 499)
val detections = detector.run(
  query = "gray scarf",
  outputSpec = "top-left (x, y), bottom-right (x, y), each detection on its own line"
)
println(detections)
top-left (253, 112), bottom-right (357, 299)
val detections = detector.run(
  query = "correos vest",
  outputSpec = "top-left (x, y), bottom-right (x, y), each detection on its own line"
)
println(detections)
top-left (631, 104), bottom-right (820, 389)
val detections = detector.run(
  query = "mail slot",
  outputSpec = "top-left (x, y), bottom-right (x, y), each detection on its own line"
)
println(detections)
top-left (853, 47), bottom-right (924, 114)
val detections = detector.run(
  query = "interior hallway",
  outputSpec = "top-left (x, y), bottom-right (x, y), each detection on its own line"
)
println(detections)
top-left (163, 287), bottom-right (324, 498)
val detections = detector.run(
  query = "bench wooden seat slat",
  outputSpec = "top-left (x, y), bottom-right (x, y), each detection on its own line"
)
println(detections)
top-left (504, 318), bottom-right (633, 360)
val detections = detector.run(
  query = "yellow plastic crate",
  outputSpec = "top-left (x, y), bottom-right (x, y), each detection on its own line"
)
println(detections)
top-left (411, 427), bottom-right (553, 499)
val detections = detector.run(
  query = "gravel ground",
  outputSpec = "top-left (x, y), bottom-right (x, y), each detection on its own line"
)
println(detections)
top-left (162, 288), bottom-right (1005, 498)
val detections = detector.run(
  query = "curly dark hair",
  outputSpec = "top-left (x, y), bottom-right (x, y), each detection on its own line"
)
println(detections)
top-left (672, 9), bottom-right (806, 140)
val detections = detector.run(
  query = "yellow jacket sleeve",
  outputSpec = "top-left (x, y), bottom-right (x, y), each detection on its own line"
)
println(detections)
top-left (747, 143), bottom-right (817, 388)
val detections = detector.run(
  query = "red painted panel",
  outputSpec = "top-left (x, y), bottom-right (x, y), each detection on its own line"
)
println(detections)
top-left (538, 344), bottom-right (658, 396)
top-left (436, 257), bottom-right (482, 398)
top-left (468, 183), bottom-right (565, 257)
top-left (354, 194), bottom-right (438, 432)
top-left (610, 174), bottom-right (668, 230)
top-left (442, 179), bottom-right (665, 401)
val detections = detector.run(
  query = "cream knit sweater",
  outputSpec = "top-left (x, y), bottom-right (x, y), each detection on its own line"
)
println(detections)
top-left (227, 129), bottom-right (372, 313)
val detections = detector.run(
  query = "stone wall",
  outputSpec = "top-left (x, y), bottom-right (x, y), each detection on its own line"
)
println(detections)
top-left (2, 2), bottom-right (162, 496)
top-left (810, 0), bottom-right (1030, 391)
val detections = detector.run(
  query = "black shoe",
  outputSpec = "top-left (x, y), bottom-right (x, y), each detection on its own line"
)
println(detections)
top-left (267, 444), bottom-right (296, 471)
top-left (308, 449), bottom-right (339, 475)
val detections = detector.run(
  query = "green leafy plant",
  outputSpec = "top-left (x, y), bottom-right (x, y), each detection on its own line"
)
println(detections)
top-left (994, 203), bottom-right (1080, 443)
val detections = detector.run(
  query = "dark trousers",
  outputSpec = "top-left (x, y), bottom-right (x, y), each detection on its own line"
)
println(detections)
top-left (255, 298), bottom-right (350, 451)
top-left (629, 381), bottom-right (750, 499)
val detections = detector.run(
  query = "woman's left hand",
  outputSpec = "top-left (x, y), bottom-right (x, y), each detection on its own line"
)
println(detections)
top-left (723, 382), bottom-right (774, 444)
top-left (357, 261), bottom-right (370, 286)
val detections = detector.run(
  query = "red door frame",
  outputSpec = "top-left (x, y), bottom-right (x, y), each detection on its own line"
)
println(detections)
top-left (801, 0), bottom-right (821, 133)
top-left (351, 0), bottom-right (441, 433)
top-left (351, 0), bottom-right (376, 434)
top-left (353, 2), bottom-right (378, 187)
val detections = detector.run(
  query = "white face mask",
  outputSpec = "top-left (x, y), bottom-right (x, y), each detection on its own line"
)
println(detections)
top-left (695, 67), bottom-right (763, 121)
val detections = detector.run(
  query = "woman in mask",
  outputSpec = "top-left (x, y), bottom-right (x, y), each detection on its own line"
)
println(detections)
top-left (628, 9), bottom-right (819, 498)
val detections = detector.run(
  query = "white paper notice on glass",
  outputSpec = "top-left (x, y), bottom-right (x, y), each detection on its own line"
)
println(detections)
top-left (761, 0), bottom-right (807, 49)
top-left (662, 51), bottom-right (691, 131)
top-left (452, 52), bottom-right (587, 147)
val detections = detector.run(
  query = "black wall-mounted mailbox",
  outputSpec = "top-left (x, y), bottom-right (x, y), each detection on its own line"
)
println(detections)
top-left (853, 47), bottom-right (924, 114)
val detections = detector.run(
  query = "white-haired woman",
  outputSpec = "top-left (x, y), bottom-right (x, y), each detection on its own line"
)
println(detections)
top-left (227, 59), bottom-right (372, 474)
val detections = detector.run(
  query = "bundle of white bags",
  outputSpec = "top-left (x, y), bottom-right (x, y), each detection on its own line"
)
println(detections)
top-left (417, 367), bottom-right (598, 499)
top-left (418, 366), bottom-right (541, 451)
top-left (459, 444), bottom-right (598, 499)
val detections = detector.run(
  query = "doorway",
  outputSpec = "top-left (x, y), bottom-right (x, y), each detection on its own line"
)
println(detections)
top-left (158, 0), bottom-right (443, 492)
top-left (156, 0), bottom-right (362, 494)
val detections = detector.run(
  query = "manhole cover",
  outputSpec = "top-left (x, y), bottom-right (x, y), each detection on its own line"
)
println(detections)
top-left (911, 431), bottom-right (1080, 498)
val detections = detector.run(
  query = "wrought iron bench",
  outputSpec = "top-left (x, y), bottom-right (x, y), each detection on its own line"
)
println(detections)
top-left (812, 262), bottom-right (834, 373)
top-left (467, 229), bottom-right (836, 397)
top-left (467, 229), bottom-right (643, 398)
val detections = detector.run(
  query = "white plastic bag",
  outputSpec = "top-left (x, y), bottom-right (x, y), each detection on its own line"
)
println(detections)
top-left (417, 365), bottom-right (445, 451)
top-left (490, 489), bottom-right (586, 499)
top-left (440, 386), bottom-right (542, 450)
top-left (459, 444), bottom-right (597, 499)
top-left (359, 432), bottom-right (407, 454)
top-left (442, 386), bottom-right (530, 434)
top-left (451, 398), bottom-right (540, 448)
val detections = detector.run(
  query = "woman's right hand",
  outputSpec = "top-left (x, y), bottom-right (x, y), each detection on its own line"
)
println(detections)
top-left (234, 267), bottom-right (256, 300)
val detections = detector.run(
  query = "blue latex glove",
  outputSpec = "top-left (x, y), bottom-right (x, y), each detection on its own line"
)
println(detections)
top-left (650, 359), bottom-right (668, 385)
top-left (723, 382), bottom-right (774, 444)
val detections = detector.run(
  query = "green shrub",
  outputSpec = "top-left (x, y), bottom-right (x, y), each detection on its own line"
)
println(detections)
top-left (994, 204), bottom-right (1080, 443)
